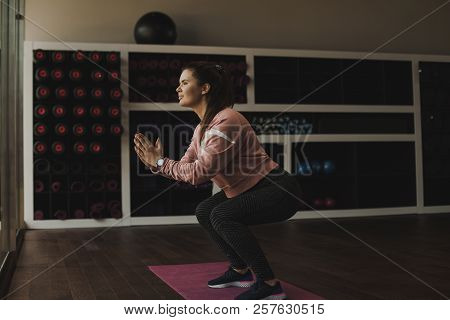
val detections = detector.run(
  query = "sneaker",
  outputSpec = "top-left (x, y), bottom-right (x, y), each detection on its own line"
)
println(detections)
top-left (234, 279), bottom-right (287, 300)
top-left (208, 267), bottom-right (254, 288)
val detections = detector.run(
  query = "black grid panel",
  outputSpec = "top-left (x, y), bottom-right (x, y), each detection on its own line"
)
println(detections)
top-left (420, 61), bottom-right (450, 206)
top-left (129, 111), bottom-right (213, 217)
top-left (33, 49), bottom-right (123, 220)
top-left (291, 142), bottom-right (416, 210)
top-left (128, 52), bottom-right (249, 104)
top-left (255, 56), bottom-right (413, 105)
top-left (241, 112), bottom-right (413, 134)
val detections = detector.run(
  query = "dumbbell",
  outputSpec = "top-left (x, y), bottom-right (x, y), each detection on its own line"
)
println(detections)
top-left (50, 180), bottom-right (63, 193)
top-left (35, 67), bottom-right (49, 81)
top-left (89, 202), bottom-right (105, 219)
top-left (34, 180), bottom-right (45, 193)
top-left (34, 158), bottom-right (50, 174)
top-left (312, 198), bottom-right (324, 208)
top-left (322, 160), bottom-right (336, 175)
top-left (53, 209), bottom-right (68, 220)
top-left (73, 209), bottom-right (86, 219)
top-left (51, 68), bottom-right (64, 81)
top-left (324, 197), bottom-right (336, 208)
top-left (34, 210), bottom-right (45, 220)
top-left (88, 179), bottom-right (105, 192)
top-left (107, 200), bottom-right (122, 219)
top-left (89, 141), bottom-right (103, 155)
top-left (70, 181), bottom-right (86, 193)
top-left (106, 179), bottom-right (119, 192)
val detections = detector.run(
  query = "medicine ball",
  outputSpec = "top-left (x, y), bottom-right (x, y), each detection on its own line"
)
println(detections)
top-left (134, 12), bottom-right (177, 44)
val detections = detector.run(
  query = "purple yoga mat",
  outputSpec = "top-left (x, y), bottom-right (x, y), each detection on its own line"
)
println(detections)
top-left (148, 261), bottom-right (324, 300)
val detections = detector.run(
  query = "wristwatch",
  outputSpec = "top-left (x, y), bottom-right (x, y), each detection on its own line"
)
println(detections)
top-left (156, 157), bottom-right (165, 169)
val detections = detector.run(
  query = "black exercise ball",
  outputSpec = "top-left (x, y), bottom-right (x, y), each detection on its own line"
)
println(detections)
top-left (134, 12), bottom-right (177, 45)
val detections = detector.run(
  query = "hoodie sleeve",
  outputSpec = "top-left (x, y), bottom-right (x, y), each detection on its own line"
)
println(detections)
top-left (149, 125), bottom-right (198, 178)
top-left (179, 127), bottom-right (198, 163)
top-left (159, 117), bottom-right (243, 185)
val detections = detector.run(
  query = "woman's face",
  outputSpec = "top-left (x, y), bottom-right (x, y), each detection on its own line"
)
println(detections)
top-left (176, 69), bottom-right (206, 107)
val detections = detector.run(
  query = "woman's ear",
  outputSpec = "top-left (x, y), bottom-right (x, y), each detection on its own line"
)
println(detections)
top-left (201, 83), bottom-right (211, 95)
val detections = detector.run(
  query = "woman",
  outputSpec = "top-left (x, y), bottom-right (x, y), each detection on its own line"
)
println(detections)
top-left (134, 61), bottom-right (303, 300)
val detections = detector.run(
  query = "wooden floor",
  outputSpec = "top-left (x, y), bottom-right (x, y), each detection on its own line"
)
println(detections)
top-left (5, 213), bottom-right (450, 299)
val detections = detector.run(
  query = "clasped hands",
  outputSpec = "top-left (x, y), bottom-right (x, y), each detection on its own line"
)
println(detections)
top-left (133, 133), bottom-right (163, 169)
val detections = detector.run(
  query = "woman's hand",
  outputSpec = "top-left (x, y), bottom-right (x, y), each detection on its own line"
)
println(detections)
top-left (133, 133), bottom-right (163, 168)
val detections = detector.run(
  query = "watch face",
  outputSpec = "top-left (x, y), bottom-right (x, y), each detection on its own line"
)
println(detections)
top-left (157, 158), bottom-right (164, 166)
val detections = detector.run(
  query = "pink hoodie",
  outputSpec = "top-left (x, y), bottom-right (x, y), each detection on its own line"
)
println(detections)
top-left (155, 107), bottom-right (279, 198)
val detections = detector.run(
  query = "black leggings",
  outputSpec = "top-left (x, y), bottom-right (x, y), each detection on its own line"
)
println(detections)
top-left (195, 166), bottom-right (303, 280)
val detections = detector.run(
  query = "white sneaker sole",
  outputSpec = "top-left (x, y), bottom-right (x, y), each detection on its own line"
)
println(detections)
top-left (208, 281), bottom-right (254, 288)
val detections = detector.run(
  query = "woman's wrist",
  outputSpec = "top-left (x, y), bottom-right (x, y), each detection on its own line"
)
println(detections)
top-left (155, 157), bottom-right (165, 169)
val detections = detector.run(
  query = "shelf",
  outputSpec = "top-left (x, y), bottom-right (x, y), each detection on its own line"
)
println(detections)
top-left (132, 187), bottom-right (211, 192)
top-left (126, 103), bottom-right (415, 114)
top-left (258, 134), bottom-right (416, 143)
top-left (23, 41), bottom-right (450, 228)
top-left (294, 174), bottom-right (353, 179)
